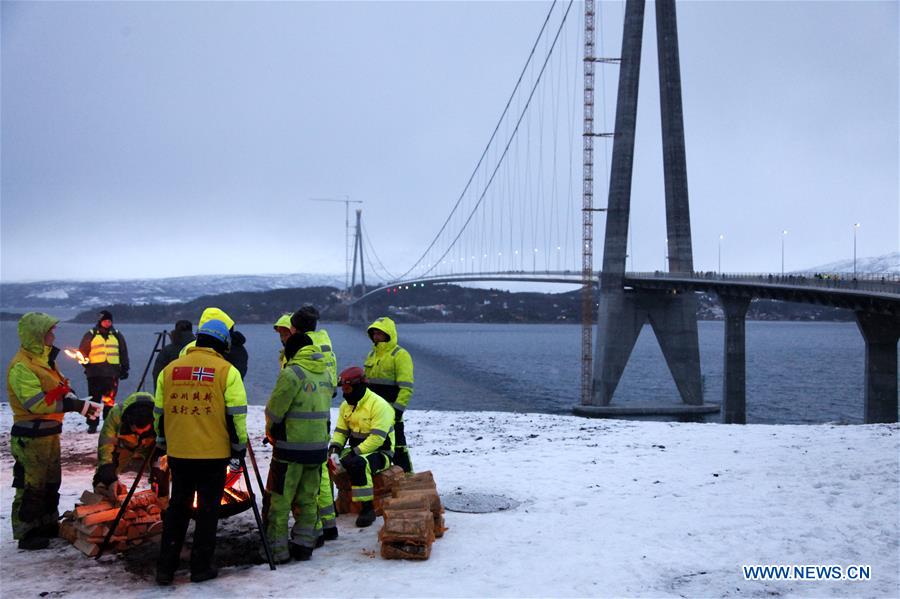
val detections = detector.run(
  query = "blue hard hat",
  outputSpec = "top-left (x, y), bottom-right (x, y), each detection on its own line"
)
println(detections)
top-left (197, 319), bottom-right (231, 345)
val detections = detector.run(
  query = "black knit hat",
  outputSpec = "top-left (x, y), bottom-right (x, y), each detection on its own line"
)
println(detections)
top-left (290, 305), bottom-right (320, 332)
top-left (98, 310), bottom-right (113, 322)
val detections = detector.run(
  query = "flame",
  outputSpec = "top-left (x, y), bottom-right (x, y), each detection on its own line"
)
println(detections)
top-left (191, 466), bottom-right (249, 509)
top-left (64, 349), bottom-right (89, 364)
top-left (101, 393), bottom-right (116, 407)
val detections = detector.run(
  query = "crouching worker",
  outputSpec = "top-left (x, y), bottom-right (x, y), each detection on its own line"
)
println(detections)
top-left (329, 366), bottom-right (395, 528)
top-left (263, 332), bottom-right (332, 563)
top-left (154, 320), bottom-right (248, 585)
top-left (93, 391), bottom-right (163, 500)
top-left (7, 312), bottom-right (102, 550)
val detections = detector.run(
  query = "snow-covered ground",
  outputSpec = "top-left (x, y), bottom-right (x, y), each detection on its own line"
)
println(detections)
top-left (0, 403), bottom-right (897, 598)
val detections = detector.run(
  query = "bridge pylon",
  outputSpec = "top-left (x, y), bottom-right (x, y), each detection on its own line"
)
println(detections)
top-left (575, 0), bottom-right (718, 419)
top-left (347, 208), bottom-right (368, 325)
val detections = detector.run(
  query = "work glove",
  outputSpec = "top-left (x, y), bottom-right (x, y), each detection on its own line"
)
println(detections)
top-left (228, 458), bottom-right (242, 473)
top-left (96, 463), bottom-right (118, 486)
top-left (327, 452), bottom-right (344, 476)
top-left (45, 384), bottom-right (73, 407)
top-left (231, 446), bottom-right (247, 461)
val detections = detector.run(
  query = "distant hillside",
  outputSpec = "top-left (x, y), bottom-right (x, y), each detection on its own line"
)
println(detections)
top-left (800, 251), bottom-right (899, 275)
top-left (0, 273), bottom-right (349, 312)
top-left (70, 284), bottom-right (853, 325)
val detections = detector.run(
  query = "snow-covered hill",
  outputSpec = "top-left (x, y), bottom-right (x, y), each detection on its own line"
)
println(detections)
top-left (0, 273), bottom-right (351, 311)
top-left (801, 251), bottom-right (900, 275)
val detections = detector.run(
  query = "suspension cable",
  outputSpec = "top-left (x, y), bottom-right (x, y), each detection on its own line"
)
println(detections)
top-left (417, 0), bottom-right (576, 278)
top-left (395, 1), bottom-right (560, 280)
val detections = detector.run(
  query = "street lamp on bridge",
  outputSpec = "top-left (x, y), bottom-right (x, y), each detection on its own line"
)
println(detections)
top-left (853, 223), bottom-right (861, 278)
top-left (781, 230), bottom-right (788, 277)
top-left (718, 234), bottom-right (724, 273)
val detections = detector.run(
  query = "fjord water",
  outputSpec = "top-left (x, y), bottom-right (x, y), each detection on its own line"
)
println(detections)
top-left (0, 320), bottom-right (873, 424)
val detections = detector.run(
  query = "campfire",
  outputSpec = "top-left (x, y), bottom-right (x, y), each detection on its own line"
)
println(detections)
top-left (191, 464), bottom-right (253, 519)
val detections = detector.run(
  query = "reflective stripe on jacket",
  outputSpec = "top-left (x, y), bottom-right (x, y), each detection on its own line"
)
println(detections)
top-left (308, 329), bottom-right (338, 387)
top-left (266, 345), bottom-right (332, 464)
top-left (364, 317), bottom-right (414, 410)
top-left (154, 346), bottom-right (247, 459)
top-left (330, 388), bottom-right (395, 457)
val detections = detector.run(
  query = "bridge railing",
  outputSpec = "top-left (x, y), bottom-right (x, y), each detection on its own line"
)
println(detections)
top-left (626, 271), bottom-right (900, 295)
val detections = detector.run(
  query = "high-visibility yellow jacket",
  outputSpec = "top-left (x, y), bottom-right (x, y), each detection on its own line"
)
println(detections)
top-left (78, 326), bottom-right (129, 379)
top-left (6, 313), bottom-right (70, 436)
top-left (154, 346), bottom-right (247, 459)
top-left (97, 392), bottom-right (156, 472)
top-left (265, 345), bottom-right (333, 464)
top-left (330, 388), bottom-right (395, 457)
top-left (308, 329), bottom-right (337, 387)
top-left (364, 317), bottom-right (414, 412)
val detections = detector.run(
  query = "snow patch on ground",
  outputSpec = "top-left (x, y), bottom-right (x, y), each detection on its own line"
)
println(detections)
top-left (27, 289), bottom-right (70, 300)
top-left (0, 403), bottom-right (897, 597)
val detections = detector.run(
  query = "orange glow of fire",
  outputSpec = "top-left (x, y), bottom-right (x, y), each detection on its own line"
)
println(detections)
top-left (191, 468), bottom-right (247, 509)
top-left (64, 349), bottom-right (89, 364)
top-left (101, 394), bottom-right (116, 407)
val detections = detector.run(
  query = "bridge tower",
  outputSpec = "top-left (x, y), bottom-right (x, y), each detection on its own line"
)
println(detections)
top-left (347, 208), bottom-right (368, 325)
top-left (576, 0), bottom-right (716, 418)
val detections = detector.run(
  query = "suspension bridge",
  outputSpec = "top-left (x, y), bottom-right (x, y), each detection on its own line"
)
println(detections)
top-left (341, 0), bottom-right (900, 424)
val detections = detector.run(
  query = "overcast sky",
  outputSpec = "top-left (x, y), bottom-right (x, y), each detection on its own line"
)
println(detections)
top-left (1, 0), bottom-right (897, 283)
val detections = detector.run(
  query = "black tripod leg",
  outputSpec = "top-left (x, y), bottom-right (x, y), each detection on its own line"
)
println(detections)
top-left (96, 449), bottom-right (154, 559)
top-left (241, 458), bottom-right (276, 570)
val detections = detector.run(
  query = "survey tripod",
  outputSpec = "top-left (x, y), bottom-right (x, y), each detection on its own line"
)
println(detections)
top-left (135, 330), bottom-right (168, 391)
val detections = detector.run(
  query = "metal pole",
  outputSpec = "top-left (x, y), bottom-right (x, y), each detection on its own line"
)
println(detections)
top-left (853, 223), bottom-right (860, 277)
top-left (241, 457), bottom-right (276, 570)
top-left (137, 331), bottom-right (167, 392)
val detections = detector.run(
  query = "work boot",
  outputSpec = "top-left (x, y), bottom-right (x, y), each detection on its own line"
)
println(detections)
top-left (190, 568), bottom-right (218, 583)
top-left (155, 569), bottom-right (175, 586)
top-left (87, 423), bottom-right (98, 434)
top-left (17, 534), bottom-right (50, 551)
top-left (355, 501), bottom-right (376, 528)
top-left (323, 526), bottom-right (339, 541)
top-left (315, 534), bottom-right (325, 549)
top-left (289, 544), bottom-right (313, 562)
top-left (35, 522), bottom-right (59, 538)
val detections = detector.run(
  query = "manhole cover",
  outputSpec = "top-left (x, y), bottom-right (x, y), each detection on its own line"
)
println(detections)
top-left (442, 492), bottom-right (520, 513)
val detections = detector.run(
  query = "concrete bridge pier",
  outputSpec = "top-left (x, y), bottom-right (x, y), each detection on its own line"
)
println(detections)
top-left (348, 302), bottom-right (368, 326)
top-left (855, 312), bottom-right (900, 423)
top-left (719, 294), bottom-right (751, 424)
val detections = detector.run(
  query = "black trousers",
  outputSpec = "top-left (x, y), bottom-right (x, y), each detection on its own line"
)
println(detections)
top-left (392, 410), bottom-right (413, 473)
top-left (158, 457), bottom-right (227, 575)
top-left (86, 377), bottom-right (118, 425)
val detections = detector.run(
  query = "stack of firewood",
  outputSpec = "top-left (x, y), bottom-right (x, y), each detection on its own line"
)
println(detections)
top-left (379, 471), bottom-right (446, 560)
top-left (60, 489), bottom-right (165, 557)
top-left (334, 465), bottom-right (405, 515)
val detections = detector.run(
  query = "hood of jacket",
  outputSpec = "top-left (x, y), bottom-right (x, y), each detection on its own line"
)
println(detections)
top-left (367, 316), bottom-right (398, 351)
top-left (286, 343), bottom-right (327, 375)
top-left (18, 312), bottom-right (59, 355)
top-left (199, 307), bottom-right (235, 330)
top-left (230, 329), bottom-right (246, 347)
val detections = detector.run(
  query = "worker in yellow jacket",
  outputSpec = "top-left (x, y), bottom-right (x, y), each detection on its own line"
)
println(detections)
top-left (263, 332), bottom-right (332, 562)
top-left (289, 305), bottom-right (339, 541)
top-left (154, 319), bottom-right (248, 585)
top-left (93, 391), bottom-right (158, 499)
top-left (329, 366), bottom-right (395, 528)
top-left (7, 313), bottom-right (101, 550)
top-left (364, 316), bottom-right (414, 472)
top-left (78, 310), bottom-right (129, 433)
